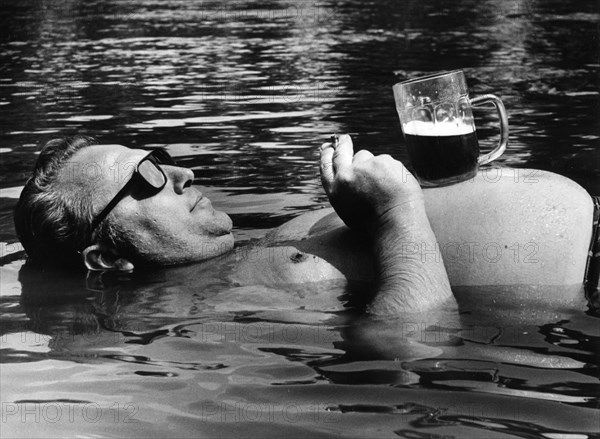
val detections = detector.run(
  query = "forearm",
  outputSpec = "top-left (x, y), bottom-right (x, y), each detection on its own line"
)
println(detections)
top-left (368, 199), bottom-right (455, 315)
top-left (317, 134), bottom-right (455, 316)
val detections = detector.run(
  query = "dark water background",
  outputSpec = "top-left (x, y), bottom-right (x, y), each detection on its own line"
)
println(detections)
top-left (0, 0), bottom-right (599, 438)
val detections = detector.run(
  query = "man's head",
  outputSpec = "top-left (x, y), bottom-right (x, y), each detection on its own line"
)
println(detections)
top-left (14, 137), bottom-right (234, 270)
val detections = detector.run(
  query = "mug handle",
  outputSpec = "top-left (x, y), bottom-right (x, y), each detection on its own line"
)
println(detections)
top-left (471, 94), bottom-right (509, 165)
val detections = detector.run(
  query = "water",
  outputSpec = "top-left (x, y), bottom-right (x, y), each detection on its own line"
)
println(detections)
top-left (1, 0), bottom-right (599, 437)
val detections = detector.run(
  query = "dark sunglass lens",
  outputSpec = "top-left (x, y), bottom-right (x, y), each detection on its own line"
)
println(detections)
top-left (138, 160), bottom-right (166, 188)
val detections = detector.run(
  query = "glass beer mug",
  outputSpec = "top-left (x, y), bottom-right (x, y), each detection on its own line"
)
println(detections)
top-left (393, 70), bottom-right (508, 187)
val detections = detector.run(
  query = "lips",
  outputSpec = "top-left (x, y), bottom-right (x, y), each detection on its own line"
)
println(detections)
top-left (190, 192), bottom-right (204, 212)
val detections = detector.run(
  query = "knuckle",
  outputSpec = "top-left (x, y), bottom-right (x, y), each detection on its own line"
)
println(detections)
top-left (320, 161), bottom-right (332, 171)
top-left (336, 169), bottom-right (353, 184)
top-left (332, 150), bottom-right (344, 161)
top-left (321, 168), bottom-right (334, 180)
top-left (372, 154), bottom-right (396, 170)
top-left (353, 160), bottom-right (366, 169)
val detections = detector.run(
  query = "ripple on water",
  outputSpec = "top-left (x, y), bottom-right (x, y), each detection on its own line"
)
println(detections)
top-left (1, 0), bottom-right (599, 437)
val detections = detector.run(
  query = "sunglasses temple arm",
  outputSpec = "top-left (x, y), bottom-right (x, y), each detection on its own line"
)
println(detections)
top-left (89, 180), bottom-right (134, 236)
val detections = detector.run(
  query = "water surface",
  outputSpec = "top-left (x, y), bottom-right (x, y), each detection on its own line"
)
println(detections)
top-left (1, 0), bottom-right (599, 437)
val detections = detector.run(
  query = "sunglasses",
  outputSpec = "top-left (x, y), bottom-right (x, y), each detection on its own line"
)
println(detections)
top-left (89, 148), bottom-right (176, 236)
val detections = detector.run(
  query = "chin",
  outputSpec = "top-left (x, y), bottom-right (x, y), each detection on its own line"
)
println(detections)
top-left (135, 230), bottom-right (235, 266)
top-left (212, 232), bottom-right (235, 253)
top-left (134, 211), bottom-right (235, 266)
top-left (216, 210), bottom-right (233, 233)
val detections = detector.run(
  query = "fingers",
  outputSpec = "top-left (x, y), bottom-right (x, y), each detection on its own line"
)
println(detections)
top-left (332, 134), bottom-right (354, 174)
top-left (352, 149), bottom-right (374, 164)
top-left (320, 141), bottom-right (335, 192)
top-left (320, 134), bottom-right (361, 193)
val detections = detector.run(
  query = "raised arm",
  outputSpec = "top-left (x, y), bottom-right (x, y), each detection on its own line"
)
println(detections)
top-left (320, 135), bottom-right (455, 315)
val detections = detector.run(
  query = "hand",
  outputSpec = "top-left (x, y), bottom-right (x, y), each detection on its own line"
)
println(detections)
top-left (320, 134), bottom-right (423, 233)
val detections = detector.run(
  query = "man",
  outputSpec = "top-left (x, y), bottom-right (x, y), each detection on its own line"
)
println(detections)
top-left (14, 135), bottom-right (596, 316)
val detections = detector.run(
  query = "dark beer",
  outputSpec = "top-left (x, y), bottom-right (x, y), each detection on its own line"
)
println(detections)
top-left (403, 121), bottom-right (479, 186)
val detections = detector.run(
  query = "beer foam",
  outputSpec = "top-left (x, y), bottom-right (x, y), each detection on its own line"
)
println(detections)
top-left (403, 120), bottom-right (475, 136)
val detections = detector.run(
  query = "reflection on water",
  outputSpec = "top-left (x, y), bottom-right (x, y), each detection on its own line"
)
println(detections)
top-left (2, 260), bottom-right (599, 437)
top-left (1, 0), bottom-right (599, 437)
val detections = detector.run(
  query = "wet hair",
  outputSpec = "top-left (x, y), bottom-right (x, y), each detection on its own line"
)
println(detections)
top-left (14, 136), bottom-right (116, 267)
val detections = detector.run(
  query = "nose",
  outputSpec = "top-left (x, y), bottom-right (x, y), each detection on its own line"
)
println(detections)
top-left (165, 165), bottom-right (194, 194)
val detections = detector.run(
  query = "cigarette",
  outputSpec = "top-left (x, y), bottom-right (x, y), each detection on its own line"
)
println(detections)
top-left (328, 133), bottom-right (359, 146)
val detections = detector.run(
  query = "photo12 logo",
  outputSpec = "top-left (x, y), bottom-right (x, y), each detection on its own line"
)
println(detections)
top-left (1, 402), bottom-right (139, 424)
top-left (199, 400), bottom-right (339, 424)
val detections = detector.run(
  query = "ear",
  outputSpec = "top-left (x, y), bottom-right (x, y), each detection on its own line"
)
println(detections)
top-left (82, 244), bottom-right (134, 272)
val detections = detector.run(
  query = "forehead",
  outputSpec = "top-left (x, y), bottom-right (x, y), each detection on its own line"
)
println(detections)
top-left (57, 144), bottom-right (148, 188)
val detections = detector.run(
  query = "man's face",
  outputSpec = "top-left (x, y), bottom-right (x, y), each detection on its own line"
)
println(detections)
top-left (60, 144), bottom-right (234, 265)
